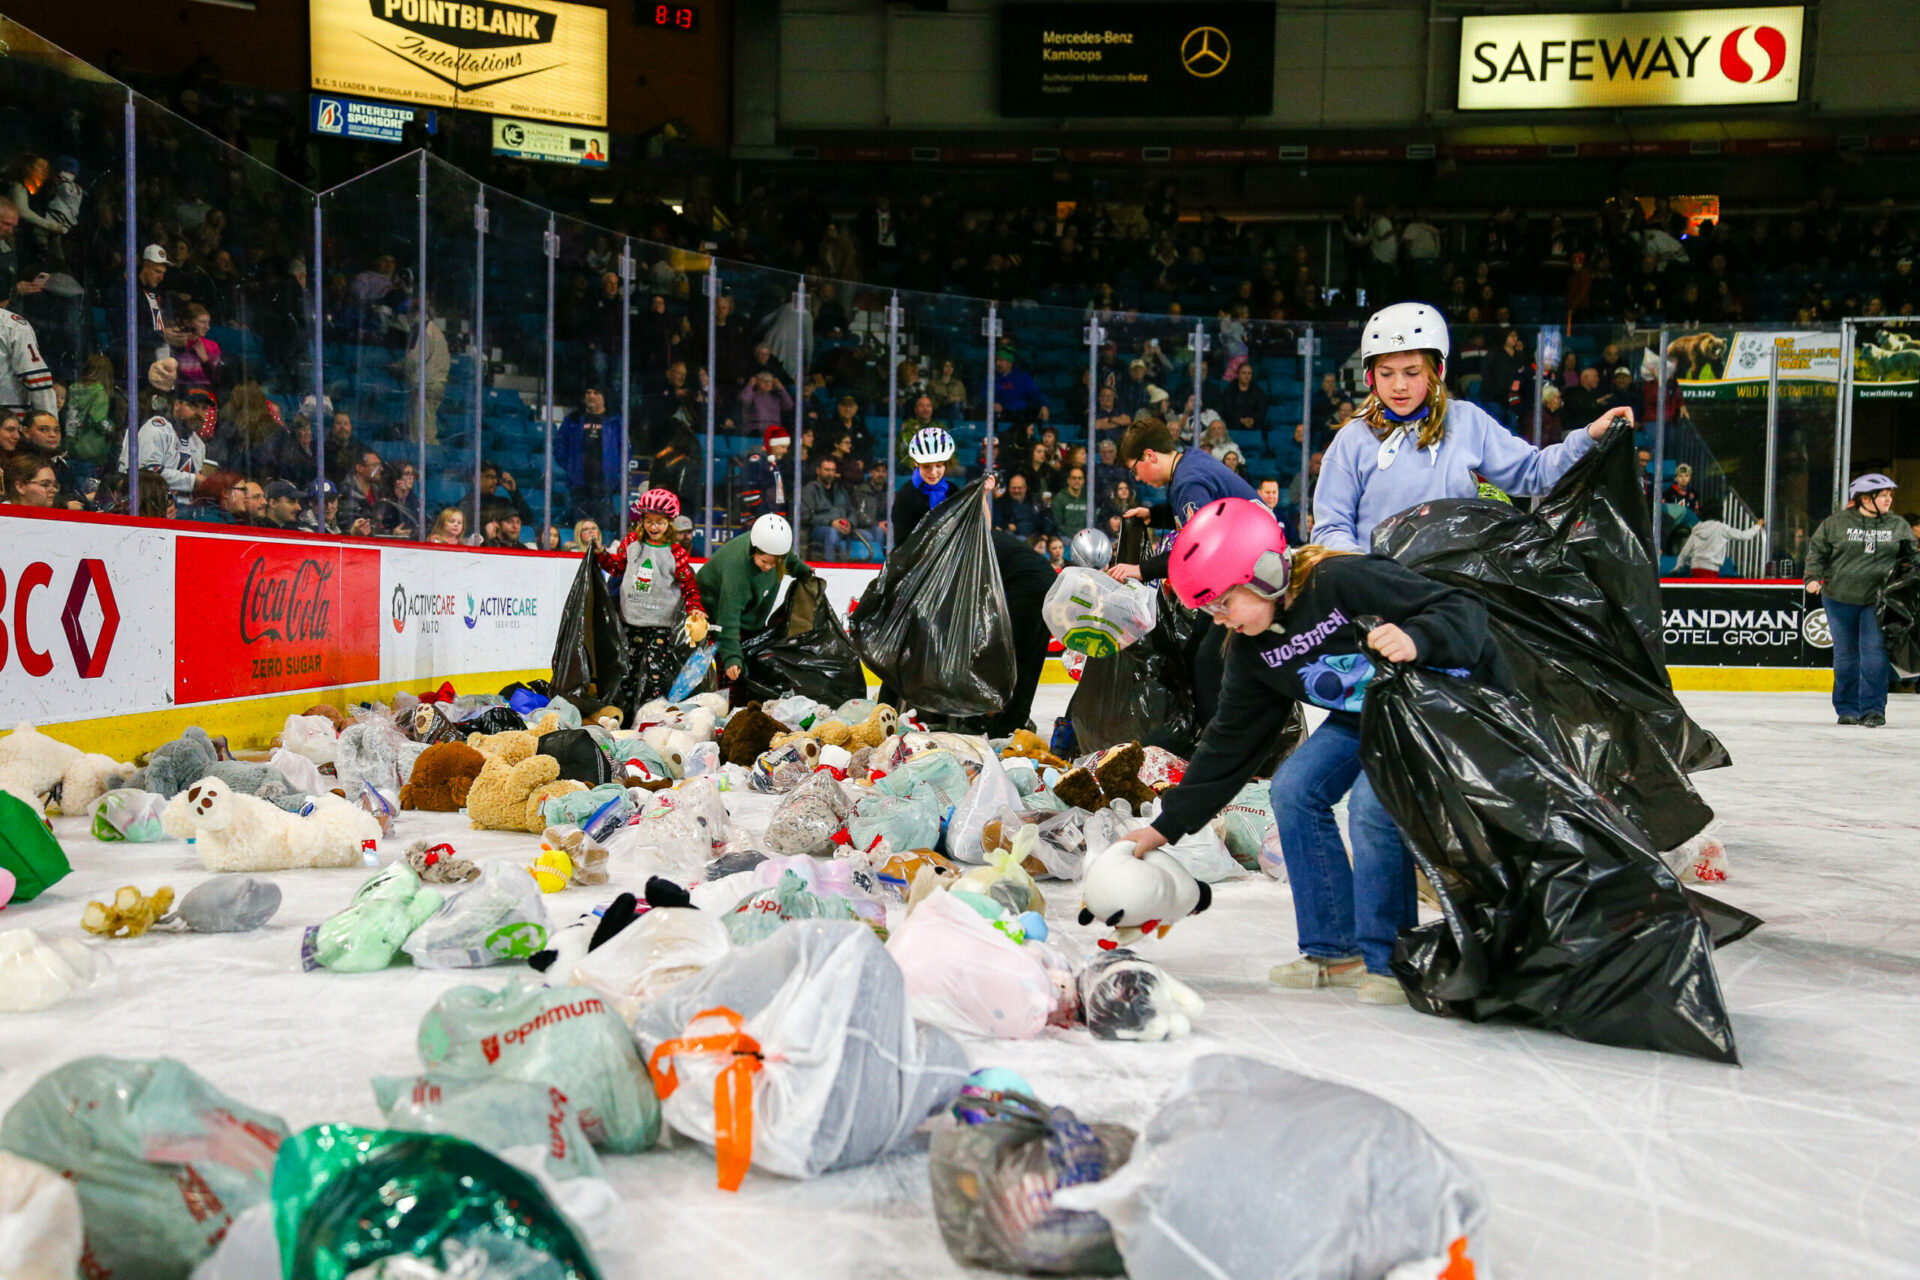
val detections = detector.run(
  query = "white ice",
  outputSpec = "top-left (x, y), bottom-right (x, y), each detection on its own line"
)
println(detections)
top-left (3, 689), bottom-right (1918, 1278)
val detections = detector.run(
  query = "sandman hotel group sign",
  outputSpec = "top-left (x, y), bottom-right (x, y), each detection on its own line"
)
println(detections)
top-left (1458, 6), bottom-right (1804, 110)
top-left (311, 0), bottom-right (607, 126)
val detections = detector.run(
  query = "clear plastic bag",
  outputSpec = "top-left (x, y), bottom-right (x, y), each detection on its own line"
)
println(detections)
top-left (1043, 566), bottom-right (1159, 657)
top-left (371, 1072), bottom-right (604, 1183)
top-left (846, 791), bottom-right (943, 856)
top-left (0, 1056), bottom-right (287, 1280)
top-left (603, 808), bottom-right (711, 878)
top-left (872, 748), bottom-right (971, 808)
top-left (418, 980), bottom-right (661, 1154)
top-left (268, 747), bottom-right (329, 796)
top-left (722, 869), bottom-right (859, 945)
top-left (766, 694), bottom-right (825, 729)
top-left (1143, 798), bottom-right (1245, 884)
top-left (0, 1151), bottom-right (82, 1280)
top-left (1079, 948), bottom-right (1205, 1041)
top-left (570, 906), bottom-right (731, 1021)
top-left (886, 889), bottom-right (1056, 1040)
top-left (666, 642), bottom-right (716, 703)
top-left (402, 861), bottom-right (553, 969)
top-left (947, 751), bottom-right (1025, 865)
top-left (748, 741), bottom-right (818, 794)
top-left (278, 713), bottom-right (340, 766)
top-left (763, 772), bottom-right (850, 858)
top-left (303, 862), bottom-right (446, 974)
top-left (1052, 1056), bottom-right (1488, 1280)
top-left (89, 788), bottom-right (169, 842)
top-left (0, 929), bottom-right (107, 1012)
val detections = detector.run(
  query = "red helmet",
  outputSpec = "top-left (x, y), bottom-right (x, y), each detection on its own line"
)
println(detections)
top-left (631, 488), bottom-right (680, 519)
top-left (1168, 498), bottom-right (1289, 609)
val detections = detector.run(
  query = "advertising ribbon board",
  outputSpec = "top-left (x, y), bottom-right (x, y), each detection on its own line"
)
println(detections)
top-left (1660, 580), bottom-right (1830, 668)
top-left (999, 3), bottom-right (1276, 118)
top-left (1674, 330), bottom-right (1840, 402)
top-left (311, 93), bottom-right (437, 144)
top-left (491, 116), bottom-right (609, 167)
top-left (1850, 321), bottom-right (1920, 402)
top-left (174, 537), bottom-right (382, 704)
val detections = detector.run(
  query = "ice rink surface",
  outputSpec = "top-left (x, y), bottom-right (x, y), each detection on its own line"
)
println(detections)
top-left (4, 688), bottom-right (1919, 1278)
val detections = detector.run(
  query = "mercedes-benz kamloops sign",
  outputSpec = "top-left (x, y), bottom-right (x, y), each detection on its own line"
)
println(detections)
top-left (311, 0), bottom-right (607, 127)
top-left (1458, 6), bottom-right (1804, 111)
top-left (1000, 3), bottom-right (1276, 118)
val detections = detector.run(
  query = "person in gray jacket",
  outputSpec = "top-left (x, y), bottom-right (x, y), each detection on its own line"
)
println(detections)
top-left (1806, 473), bottom-right (1918, 726)
top-left (800, 455), bottom-right (866, 561)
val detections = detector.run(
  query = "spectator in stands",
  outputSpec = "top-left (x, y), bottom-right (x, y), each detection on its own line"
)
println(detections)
top-left (635, 294), bottom-right (686, 371)
top-left (1115, 359), bottom-right (1153, 419)
top-left (651, 427), bottom-right (704, 519)
top-left (736, 370), bottom-right (793, 437)
top-left (138, 390), bottom-right (210, 495)
top-left (323, 410), bottom-right (368, 485)
top-left (1198, 411), bottom-right (1241, 462)
top-left (427, 506), bottom-right (464, 545)
top-left (21, 411), bottom-right (77, 506)
top-left (174, 303), bottom-right (222, 392)
top-left (702, 293), bottom-right (752, 391)
top-left (1674, 499), bottom-right (1763, 578)
top-left (995, 471), bottom-right (1048, 537)
top-left (1094, 437), bottom-right (1126, 501)
top-left (302, 481), bottom-right (340, 534)
top-left (341, 448), bottom-right (382, 527)
top-left (739, 426), bottom-right (790, 519)
top-left (572, 518), bottom-right (603, 555)
top-left (1481, 328), bottom-right (1533, 428)
top-left (401, 302), bottom-right (450, 443)
top-left (1019, 440), bottom-right (1062, 499)
top-left (1094, 385), bottom-right (1130, 434)
top-left (643, 360), bottom-right (703, 452)
top-left (482, 498), bottom-right (525, 548)
top-left (927, 358), bottom-right (967, 414)
top-left (745, 342), bottom-right (791, 387)
top-left (801, 456), bottom-right (862, 560)
top-left (897, 394), bottom-right (945, 462)
top-left (824, 395), bottom-right (873, 462)
top-left (273, 414), bottom-right (318, 491)
top-left (1221, 450), bottom-right (1246, 477)
top-left (4, 451), bottom-right (58, 507)
top-left (262, 480), bottom-right (303, 530)
top-left (992, 348), bottom-right (1044, 425)
top-left (845, 459), bottom-right (889, 552)
top-left (1664, 462), bottom-right (1700, 516)
top-left (214, 473), bottom-right (255, 524)
top-left (463, 459), bottom-right (533, 529)
top-left (1217, 362), bottom-right (1270, 442)
top-left (208, 383), bottom-right (283, 478)
top-left (557, 385), bottom-right (623, 523)
top-left (350, 253), bottom-right (397, 310)
top-left (377, 462), bottom-right (418, 538)
top-left (62, 352), bottom-right (119, 470)
top-left (1563, 365), bottom-right (1604, 422)
top-left (1098, 478), bottom-right (1136, 539)
top-left (1051, 462), bottom-right (1090, 533)
top-left (536, 525), bottom-right (564, 551)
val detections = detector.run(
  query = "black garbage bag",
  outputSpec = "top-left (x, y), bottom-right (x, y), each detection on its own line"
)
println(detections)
top-left (735, 575), bottom-right (869, 707)
top-left (1068, 520), bottom-right (1204, 755)
top-left (548, 550), bottom-right (629, 710)
top-left (462, 705), bottom-right (527, 735)
top-left (1359, 655), bottom-right (1748, 1064)
top-left (1371, 423), bottom-right (1725, 851)
top-left (1879, 555), bottom-right (1920, 678)
top-left (853, 480), bottom-right (1015, 717)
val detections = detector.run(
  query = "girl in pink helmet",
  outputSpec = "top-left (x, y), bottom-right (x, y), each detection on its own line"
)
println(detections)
top-left (1123, 496), bottom-right (1511, 1006)
top-left (598, 487), bottom-right (708, 707)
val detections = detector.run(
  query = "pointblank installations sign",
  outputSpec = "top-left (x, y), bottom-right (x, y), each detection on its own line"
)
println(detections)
top-left (310, 0), bottom-right (608, 127)
top-left (1458, 7), bottom-right (1805, 110)
top-left (1000, 3), bottom-right (1276, 118)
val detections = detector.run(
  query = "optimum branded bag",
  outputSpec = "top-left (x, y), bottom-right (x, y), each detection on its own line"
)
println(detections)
top-left (853, 480), bottom-right (1016, 717)
top-left (736, 575), bottom-right (868, 707)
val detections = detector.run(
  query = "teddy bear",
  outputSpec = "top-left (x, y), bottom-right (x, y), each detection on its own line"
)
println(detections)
top-left (399, 742), bottom-right (488, 811)
top-left (302, 704), bottom-right (352, 733)
top-left (1054, 743), bottom-right (1158, 816)
top-left (81, 884), bottom-right (176, 938)
top-left (167, 776), bottom-right (381, 873)
top-left (718, 702), bottom-right (787, 767)
top-left (0, 721), bottom-right (83, 809)
top-left (847, 704), bottom-right (898, 750)
top-left (1076, 837), bottom-right (1211, 950)
top-left (1000, 728), bottom-right (1068, 773)
top-left (523, 775), bottom-right (589, 834)
top-left (465, 710), bottom-right (561, 761)
top-left (467, 749), bottom-right (578, 833)
top-left (58, 753), bottom-right (142, 816)
top-left (640, 724), bottom-right (699, 778)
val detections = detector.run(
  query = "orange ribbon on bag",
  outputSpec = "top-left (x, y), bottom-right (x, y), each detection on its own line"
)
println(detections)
top-left (647, 1006), bottom-right (764, 1191)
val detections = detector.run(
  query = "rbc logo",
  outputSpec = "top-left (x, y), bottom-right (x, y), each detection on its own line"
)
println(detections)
top-left (317, 100), bottom-right (344, 134)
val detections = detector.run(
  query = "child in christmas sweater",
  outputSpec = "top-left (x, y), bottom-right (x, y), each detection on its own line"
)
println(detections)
top-left (598, 488), bottom-right (708, 706)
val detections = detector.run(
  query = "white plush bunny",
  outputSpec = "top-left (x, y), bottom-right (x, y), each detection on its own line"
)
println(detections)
top-left (1077, 839), bottom-right (1211, 950)
top-left (174, 776), bottom-right (379, 873)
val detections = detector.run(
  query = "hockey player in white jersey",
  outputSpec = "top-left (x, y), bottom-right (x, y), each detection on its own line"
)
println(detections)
top-left (0, 306), bottom-right (56, 417)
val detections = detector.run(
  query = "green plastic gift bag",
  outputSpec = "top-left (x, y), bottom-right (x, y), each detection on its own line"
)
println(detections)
top-left (0, 791), bottom-right (70, 902)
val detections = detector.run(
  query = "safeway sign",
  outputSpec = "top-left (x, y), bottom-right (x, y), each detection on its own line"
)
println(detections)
top-left (1459, 7), bottom-right (1804, 110)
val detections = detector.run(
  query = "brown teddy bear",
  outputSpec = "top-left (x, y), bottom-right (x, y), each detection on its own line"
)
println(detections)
top-left (468, 750), bottom-right (584, 833)
top-left (1001, 728), bottom-right (1068, 772)
top-left (720, 702), bottom-right (787, 767)
top-left (1054, 742), bottom-right (1158, 815)
top-left (399, 742), bottom-right (488, 812)
top-left (302, 704), bottom-right (352, 733)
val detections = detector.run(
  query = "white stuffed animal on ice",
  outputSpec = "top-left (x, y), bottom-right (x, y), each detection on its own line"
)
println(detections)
top-left (170, 776), bottom-right (380, 872)
top-left (1079, 948), bottom-right (1206, 1041)
top-left (0, 720), bottom-right (80, 808)
top-left (1077, 839), bottom-right (1211, 951)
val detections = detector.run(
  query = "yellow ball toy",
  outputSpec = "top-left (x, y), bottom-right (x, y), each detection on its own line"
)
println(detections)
top-left (528, 848), bottom-right (574, 893)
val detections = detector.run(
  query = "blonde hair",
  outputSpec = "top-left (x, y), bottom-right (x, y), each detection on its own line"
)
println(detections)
top-left (1360, 351), bottom-right (1449, 452)
top-left (1284, 544), bottom-right (1358, 606)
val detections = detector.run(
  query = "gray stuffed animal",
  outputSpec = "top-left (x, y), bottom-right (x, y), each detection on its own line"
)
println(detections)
top-left (138, 727), bottom-right (310, 806)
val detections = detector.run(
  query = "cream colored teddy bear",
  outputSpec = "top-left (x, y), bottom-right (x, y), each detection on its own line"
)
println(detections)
top-left (167, 776), bottom-right (380, 873)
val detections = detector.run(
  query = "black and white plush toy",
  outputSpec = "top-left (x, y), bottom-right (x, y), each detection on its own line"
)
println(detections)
top-left (527, 878), bottom-right (695, 981)
top-left (1076, 839), bottom-right (1211, 950)
top-left (1078, 948), bottom-right (1205, 1041)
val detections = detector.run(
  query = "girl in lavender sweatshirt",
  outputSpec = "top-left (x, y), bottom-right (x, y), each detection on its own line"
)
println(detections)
top-left (1311, 304), bottom-right (1635, 554)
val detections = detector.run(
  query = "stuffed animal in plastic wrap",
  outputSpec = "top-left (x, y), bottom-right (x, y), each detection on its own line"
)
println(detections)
top-left (1076, 839), bottom-right (1211, 950)
top-left (531, 826), bottom-right (611, 893)
top-left (398, 742), bottom-right (487, 811)
top-left (304, 861), bottom-right (445, 972)
top-left (1054, 743), bottom-right (1159, 816)
top-left (335, 720), bottom-right (428, 796)
top-left (764, 772), bottom-right (851, 858)
top-left (165, 777), bottom-right (381, 873)
top-left (751, 739), bottom-right (821, 793)
top-left (1078, 947), bottom-right (1204, 1041)
top-left (1000, 728), bottom-right (1068, 773)
top-left (651, 777), bottom-right (734, 853)
top-left (276, 713), bottom-right (340, 766)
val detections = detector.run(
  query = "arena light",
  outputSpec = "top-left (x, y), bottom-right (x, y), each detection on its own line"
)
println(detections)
top-left (1458, 7), bottom-right (1804, 111)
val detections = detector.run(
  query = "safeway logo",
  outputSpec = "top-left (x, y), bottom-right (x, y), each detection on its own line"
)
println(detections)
top-left (1720, 25), bottom-right (1787, 83)
top-left (0, 559), bottom-right (119, 679)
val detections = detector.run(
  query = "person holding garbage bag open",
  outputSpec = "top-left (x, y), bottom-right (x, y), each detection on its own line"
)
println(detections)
top-left (1310, 302), bottom-right (1635, 555)
top-left (1807, 473), bottom-right (1917, 727)
top-left (884, 426), bottom-right (1054, 733)
top-left (697, 513), bottom-right (813, 684)
top-left (1121, 497), bottom-right (1510, 1006)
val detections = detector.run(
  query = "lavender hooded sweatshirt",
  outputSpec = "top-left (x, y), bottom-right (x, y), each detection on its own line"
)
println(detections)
top-left (1310, 398), bottom-right (1597, 554)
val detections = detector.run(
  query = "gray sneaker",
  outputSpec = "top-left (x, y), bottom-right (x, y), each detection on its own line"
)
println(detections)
top-left (1269, 954), bottom-right (1366, 989)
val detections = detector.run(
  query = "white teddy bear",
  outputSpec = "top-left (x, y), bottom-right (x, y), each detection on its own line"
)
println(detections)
top-left (168, 776), bottom-right (381, 873)
top-left (640, 724), bottom-right (699, 778)
top-left (0, 721), bottom-right (136, 814)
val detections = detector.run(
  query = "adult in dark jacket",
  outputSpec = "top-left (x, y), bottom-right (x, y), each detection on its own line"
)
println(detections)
top-left (1806, 473), bottom-right (1918, 727)
top-left (555, 386), bottom-right (624, 523)
top-left (1215, 363), bottom-right (1271, 440)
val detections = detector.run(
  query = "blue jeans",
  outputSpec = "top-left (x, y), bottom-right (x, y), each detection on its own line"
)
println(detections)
top-left (1826, 597), bottom-right (1889, 719)
top-left (1270, 717), bottom-right (1417, 975)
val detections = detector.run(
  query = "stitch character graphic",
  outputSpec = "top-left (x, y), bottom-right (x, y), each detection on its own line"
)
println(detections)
top-left (1299, 651), bottom-right (1374, 712)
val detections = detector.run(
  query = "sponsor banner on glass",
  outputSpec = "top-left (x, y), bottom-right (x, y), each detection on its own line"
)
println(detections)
top-left (490, 116), bottom-right (609, 167)
top-left (175, 537), bottom-right (382, 704)
top-left (310, 0), bottom-right (608, 127)
top-left (999, 3), bottom-right (1276, 118)
top-left (1851, 321), bottom-right (1920, 401)
top-left (379, 547), bottom-right (575, 684)
top-left (0, 518), bottom-right (173, 726)
top-left (1459, 7), bottom-right (1804, 111)
top-left (1674, 330), bottom-right (1839, 402)
top-left (1660, 581), bottom-right (1829, 667)
top-left (310, 93), bottom-right (438, 143)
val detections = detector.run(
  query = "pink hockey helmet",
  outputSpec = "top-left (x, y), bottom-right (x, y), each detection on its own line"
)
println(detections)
top-left (631, 488), bottom-right (681, 519)
top-left (1168, 497), bottom-right (1289, 609)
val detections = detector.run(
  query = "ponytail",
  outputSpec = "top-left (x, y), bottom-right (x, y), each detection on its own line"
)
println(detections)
top-left (1284, 544), bottom-right (1357, 606)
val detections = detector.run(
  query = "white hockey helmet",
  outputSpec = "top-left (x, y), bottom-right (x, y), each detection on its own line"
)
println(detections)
top-left (1360, 302), bottom-right (1450, 373)
top-left (750, 513), bottom-right (793, 556)
top-left (907, 426), bottom-right (956, 465)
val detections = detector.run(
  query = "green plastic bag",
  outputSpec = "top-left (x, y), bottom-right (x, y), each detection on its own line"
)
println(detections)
top-left (417, 981), bottom-right (660, 1154)
top-left (0, 1056), bottom-right (288, 1280)
top-left (874, 749), bottom-right (971, 808)
top-left (846, 791), bottom-right (943, 854)
top-left (1216, 779), bottom-right (1276, 871)
top-left (722, 869), bottom-right (859, 945)
top-left (0, 791), bottom-right (69, 902)
top-left (302, 861), bottom-right (445, 973)
top-left (272, 1125), bottom-right (601, 1280)
top-left (371, 1072), bottom-right (604, 1183)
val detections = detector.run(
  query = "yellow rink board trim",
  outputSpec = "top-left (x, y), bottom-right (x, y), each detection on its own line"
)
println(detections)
top-left (1666, 666), bottom-right (1833, 692)
top-left (17, 669), bottom-right (553, 757)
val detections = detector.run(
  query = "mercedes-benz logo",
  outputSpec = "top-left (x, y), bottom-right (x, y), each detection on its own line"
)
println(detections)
top-left (1182, 26), bottom-right (1231, 78)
